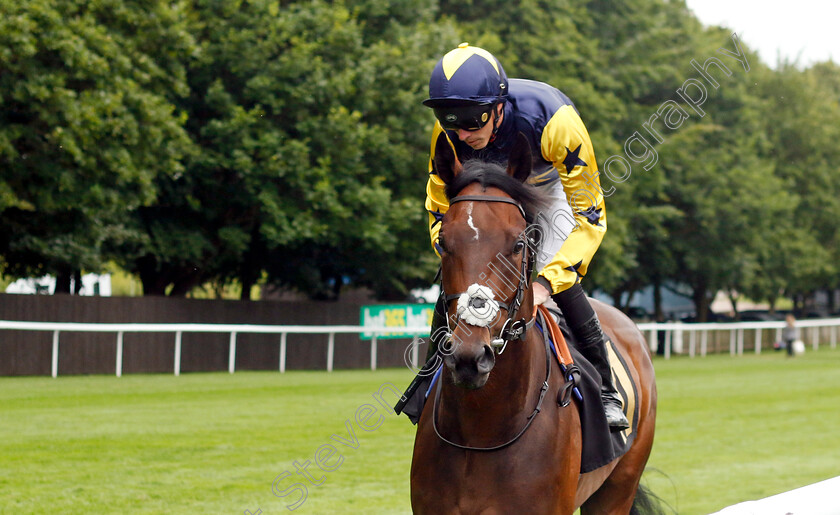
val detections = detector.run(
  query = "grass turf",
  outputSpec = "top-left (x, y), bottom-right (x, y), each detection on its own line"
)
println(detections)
top-left (1, 347), bottom-right (838, 514)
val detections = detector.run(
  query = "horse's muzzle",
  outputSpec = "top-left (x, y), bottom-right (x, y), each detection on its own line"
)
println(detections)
top-left (443, 338), bottom-right (495, 389)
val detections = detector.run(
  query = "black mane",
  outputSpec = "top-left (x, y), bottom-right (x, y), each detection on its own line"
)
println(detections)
top-left (445, 159), bottom-right (550, 224)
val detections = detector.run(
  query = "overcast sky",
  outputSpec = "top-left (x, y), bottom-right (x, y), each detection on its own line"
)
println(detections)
top-left (684, 0), bottom-right (838, 68)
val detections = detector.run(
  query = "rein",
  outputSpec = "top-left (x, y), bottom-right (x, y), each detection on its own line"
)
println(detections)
top-left (431, 324), bottom-right (552, 451)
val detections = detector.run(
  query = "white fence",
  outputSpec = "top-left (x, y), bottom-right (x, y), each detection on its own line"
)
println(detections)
top-left (2, 317), bottom-right (839, 377)
top-left (0, 320), bottom-right (429, 378)
top-left (636, 318), bottom-right (840, 359)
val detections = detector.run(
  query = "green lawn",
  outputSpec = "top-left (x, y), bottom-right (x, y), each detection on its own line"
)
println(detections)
top-left (645, 346), bottom-right (840, 513)
top-left (1, 347), bottom-right (838, 514)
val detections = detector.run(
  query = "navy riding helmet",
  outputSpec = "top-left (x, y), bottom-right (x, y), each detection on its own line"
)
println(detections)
top-left (423, 43), bottom-right (508, 131)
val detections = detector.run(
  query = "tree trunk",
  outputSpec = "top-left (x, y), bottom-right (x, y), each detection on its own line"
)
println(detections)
top-left (653, 277), bottom-right (663, 322)
top-left (170, 276), bottom-right (199, 297)
top-left (728, 291), bottom-right (739, 320)
top-left (693, 284), bottom-right (709, 322)
top-left (609, 287), bottom-right (625, 312)
top-left (73, 270), bottom-right (83, 295)
top-left (137, 256), bottom-right (168, 296)
top-left (240, 275), bottom-right (255, 301)
top-left (54, 271), bottom-right (72, 294)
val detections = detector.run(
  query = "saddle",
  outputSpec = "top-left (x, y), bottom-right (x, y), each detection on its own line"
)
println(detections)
top-left (536, 304), bottom-right (639, 472)
top-left (395, 304), bottom-right (639, 473)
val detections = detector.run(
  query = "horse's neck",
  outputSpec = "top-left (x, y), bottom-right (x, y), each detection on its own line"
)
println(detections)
top-left (440, 330), bottom-right (545, 439)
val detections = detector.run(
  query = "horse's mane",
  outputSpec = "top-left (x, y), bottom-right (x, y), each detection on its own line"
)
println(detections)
top-left (445, 160), bottom-right (551, 224)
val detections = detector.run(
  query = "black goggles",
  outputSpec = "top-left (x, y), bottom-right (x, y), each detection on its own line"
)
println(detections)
top-left (433, 104), bottom-right (495, 131)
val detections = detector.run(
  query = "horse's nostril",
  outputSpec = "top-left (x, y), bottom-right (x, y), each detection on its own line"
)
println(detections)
top-left (476, 345), bottom-right (495, 373)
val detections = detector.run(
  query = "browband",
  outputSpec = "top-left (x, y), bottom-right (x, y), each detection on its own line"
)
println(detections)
top-left (449, 195), bottom-right (527, 221)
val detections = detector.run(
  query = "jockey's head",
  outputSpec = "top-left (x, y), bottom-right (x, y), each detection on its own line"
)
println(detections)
top-left (423, 43), bottom-right (508, 149)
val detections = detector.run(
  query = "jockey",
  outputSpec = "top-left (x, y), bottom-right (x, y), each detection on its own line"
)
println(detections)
top-left (422, 43), bottom-right (629, 430)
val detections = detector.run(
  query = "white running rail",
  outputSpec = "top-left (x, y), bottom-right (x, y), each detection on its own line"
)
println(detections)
top-left (1, 317), bottom-right (839, 377)
top-left (0, 321), bottom-right (428, 378)
top-left (636, 318), bottom-right (840, 359)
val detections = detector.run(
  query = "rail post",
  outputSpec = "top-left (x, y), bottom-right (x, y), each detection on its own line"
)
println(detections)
top-left (174, 331), bottom-right (182, 376)
top-left (648, 328), bottom-right (658, 354)
top-left (279, 333), bottom-right (287, 373)
top-left (327, 333), bottom-right (335, 372)
top-left (51, 330), bottom-right (60, 378)
top-left (370, 334), bottom-right (378, 371)
top-left (729, 329), bottom-right (736, 356)
top-left (689, 329), bottom-right (697, 358)
top-left (228, 332), bottom-right (237, 374)
top-left (116, 331), bottom-right (124, 377)
top-left (411, 335), bottom-right (419, 369)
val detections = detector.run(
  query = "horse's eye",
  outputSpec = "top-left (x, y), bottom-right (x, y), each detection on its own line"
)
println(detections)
top-left (513, 240), bottom-right (526, 254)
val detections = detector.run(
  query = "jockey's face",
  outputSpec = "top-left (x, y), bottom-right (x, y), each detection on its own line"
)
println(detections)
top-left (456, 104), bottom-right (503, 150)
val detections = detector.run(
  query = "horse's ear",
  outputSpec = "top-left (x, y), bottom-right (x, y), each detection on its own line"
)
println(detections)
top-left (433, 132), bottom-right (460, 185)
top-left (506, 132), bottom-right (533, 183)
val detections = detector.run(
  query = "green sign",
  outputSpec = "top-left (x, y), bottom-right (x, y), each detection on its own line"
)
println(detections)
top-left (360, 304), bottom-right (433, 340)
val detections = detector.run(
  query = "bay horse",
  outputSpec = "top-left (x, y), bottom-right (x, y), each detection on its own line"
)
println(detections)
top-left (410, 133), bottom-right (658, 514)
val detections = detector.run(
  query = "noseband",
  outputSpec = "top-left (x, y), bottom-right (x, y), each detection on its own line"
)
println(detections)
top-left (441, 194), bottom-right (539, 353)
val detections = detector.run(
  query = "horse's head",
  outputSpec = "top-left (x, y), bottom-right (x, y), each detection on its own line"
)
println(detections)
top-left (434, 132), bottom-right (546, 389)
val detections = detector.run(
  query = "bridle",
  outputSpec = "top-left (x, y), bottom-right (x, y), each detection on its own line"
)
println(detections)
top-left (432, 192), bottom-right (554, 452)
top-left (439, 194), bottom-right (539, 354)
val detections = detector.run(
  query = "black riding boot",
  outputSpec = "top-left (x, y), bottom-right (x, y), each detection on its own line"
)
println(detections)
top-left (552, 284), bottom-right (630, 431)
top-left (573, 315), bottom-right (630, 431)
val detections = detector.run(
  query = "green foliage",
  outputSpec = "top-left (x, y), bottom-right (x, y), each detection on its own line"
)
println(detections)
top-left (1, 0), bottom-right (839, 308)
top-left (120, 0), bottom-right (453, 298)
top-left (754, 62), bottom-right (840, 296)
top-left (0, 0), bottom-right (194, 287)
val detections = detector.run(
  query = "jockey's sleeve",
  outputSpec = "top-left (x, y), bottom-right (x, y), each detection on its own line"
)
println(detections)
top-left (538, 105), bottom-right (607, 294)
top-left (425, 122), bottom-right (450, 258)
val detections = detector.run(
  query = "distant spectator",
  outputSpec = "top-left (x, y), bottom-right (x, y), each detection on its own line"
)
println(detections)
top-left (782, 313), bottom-right (799, 357)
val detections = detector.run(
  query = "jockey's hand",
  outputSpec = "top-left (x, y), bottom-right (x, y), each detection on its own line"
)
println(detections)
top-left (532, 281), bottom-right (551, 306)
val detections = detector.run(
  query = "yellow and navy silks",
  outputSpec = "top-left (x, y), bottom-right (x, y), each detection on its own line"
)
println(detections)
top-left (425, 78), bottom-right (606, 295)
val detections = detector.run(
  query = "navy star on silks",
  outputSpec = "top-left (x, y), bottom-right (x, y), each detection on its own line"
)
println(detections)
top-left (565, 260), bottom-right (584, 283)
top-left (562, 144), bottom-right (587, 174)
top-left (429, 209), bottom-right (444, 228)
top-left (577, 206), bottom-right (603, 227)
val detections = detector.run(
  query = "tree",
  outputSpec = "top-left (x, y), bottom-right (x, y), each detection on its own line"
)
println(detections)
top-left (121, 0), bottom-right (454, 298)
top-left (0, 0), bottom-right (194, 291)
top-left (755, 62), bottom-right (840, 309)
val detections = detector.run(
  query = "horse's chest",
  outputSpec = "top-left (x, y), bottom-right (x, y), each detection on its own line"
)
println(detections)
top-left (414, 442), bottom-right (571, 513)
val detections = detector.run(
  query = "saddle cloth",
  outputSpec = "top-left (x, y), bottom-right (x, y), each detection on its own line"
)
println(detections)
top-left (536, 305), bottom-right (640, 473)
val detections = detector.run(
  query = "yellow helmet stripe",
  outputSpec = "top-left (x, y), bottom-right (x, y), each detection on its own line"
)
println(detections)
top-left (441, 43), bottom-right (500, 80)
